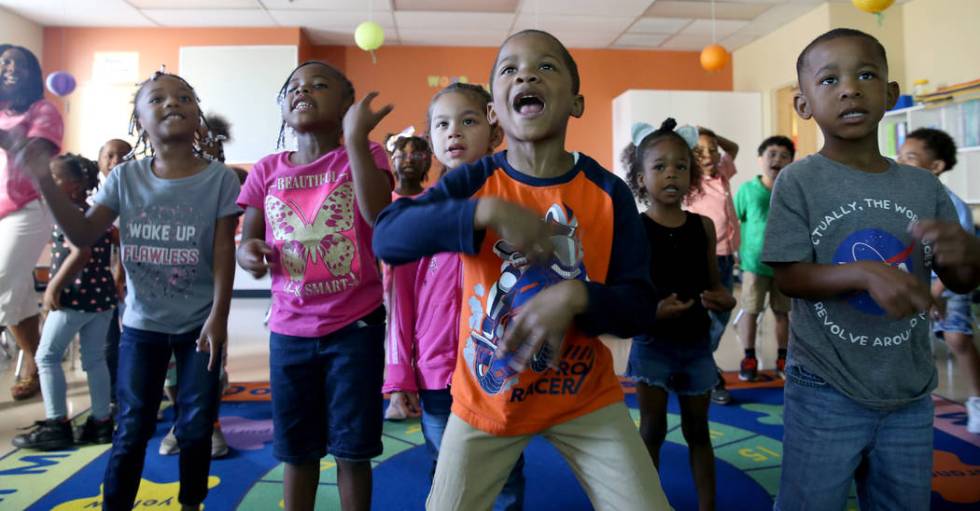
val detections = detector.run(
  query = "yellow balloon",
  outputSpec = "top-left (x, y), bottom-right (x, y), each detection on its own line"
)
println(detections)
top-left (355, 21), bottom-right (385, 52)
top-left (700, 44), bottom-right (729, 72)
top-left (852, 0), bottom-right (894, 14)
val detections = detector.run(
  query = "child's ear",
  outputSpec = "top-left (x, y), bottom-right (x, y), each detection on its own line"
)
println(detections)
top-left (487, 103), bottom-right (498, 126)
top-left (571, 94), bottom-right (585, 119)
top-left (885, 81), bottom-right (900, 110)
top-left (929, 159), bottom-right (947, 174)
top-left (793, 90), bottom-right (812, 120)
top-left (489, 123), bottom-right (504, 149)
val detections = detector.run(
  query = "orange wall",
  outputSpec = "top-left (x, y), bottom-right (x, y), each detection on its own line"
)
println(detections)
top-left (39, 26), bottom-right (730, 171)
top-left (313, 44), bottom-right (732, 172)
top-left (41, 26), bottom-right (303, 121)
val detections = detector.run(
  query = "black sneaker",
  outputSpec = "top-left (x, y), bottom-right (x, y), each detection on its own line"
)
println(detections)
top-left (12, 419), bottom-right (74, 451)
top-left (76, 415), bottom-right (114, 444)
top-left (711, 371), bottom-right (732, 405)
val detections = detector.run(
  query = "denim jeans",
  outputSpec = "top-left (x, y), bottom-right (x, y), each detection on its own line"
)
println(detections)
top-left (37, 308), bottom-right (114, 420)
top-left (105, 305), bottom-right (122, 404)
top-left (102, 325), bottom-right (222, 510)
top-left (708, 255), bottom-right (735, 352)
top-left (419, 388), bottom-right (525, 511)
top-left (775, 365), bottom-right (933, 511)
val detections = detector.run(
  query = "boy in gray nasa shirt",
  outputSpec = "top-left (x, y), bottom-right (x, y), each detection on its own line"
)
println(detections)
top-left (764, 29), bottom-right (980, 510)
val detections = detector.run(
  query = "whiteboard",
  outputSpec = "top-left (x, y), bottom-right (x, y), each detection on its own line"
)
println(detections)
top-left (179, 45), bottom-right (297, 164)
top-left (612, 89), bottom-right (764, 206)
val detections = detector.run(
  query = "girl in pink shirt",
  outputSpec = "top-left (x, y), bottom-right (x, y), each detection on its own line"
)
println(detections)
top-left (236, 61), bottom-right (393, 511)
top-left (0, 45), bottom-right (63, 401)
top-left (382, 83), bottom-right (524, 510)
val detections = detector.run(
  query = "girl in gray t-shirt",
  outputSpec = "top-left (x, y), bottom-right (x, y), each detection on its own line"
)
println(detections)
top-left (17, 70), bottom-right (240, 511)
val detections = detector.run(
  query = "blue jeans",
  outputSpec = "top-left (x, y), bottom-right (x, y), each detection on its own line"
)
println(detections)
top-left (105, 305), bottom-right (121, 404)
top-left (775, 365), bottom-right (933, 511)
top-left (102, 326), bottom-right (222, 510)
top-left (37, 308), bottom-right (113, 420)
top-left (419, 388), bottom-right (525, 511)
top-left (269, 310), bottom-right (385, 463)
top-left (708, 255), bottom-right (735, 353)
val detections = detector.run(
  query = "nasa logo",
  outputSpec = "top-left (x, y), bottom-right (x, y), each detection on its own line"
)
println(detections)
top-left (832, 228), bottom-right (915, 316)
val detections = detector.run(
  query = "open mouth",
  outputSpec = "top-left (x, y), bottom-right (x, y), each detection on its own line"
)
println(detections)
top-left (447, 143), bottom-right (467, 157)
top-left (839, 107), bottom-right (868, 121)
top-left (512, 93), bottom-right (545, 116)
top-left (663, 185), bottom-right (680, 193)
top-left (162, 112), bottom-right (185, 121)
top-left (292, 96), bottom-right (315, 112)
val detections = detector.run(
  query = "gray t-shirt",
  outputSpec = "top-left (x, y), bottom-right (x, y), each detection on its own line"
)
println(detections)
top-left (763, 154), bottom-right (958, 409)
top-left (93, 158), bottom-right (242, 334)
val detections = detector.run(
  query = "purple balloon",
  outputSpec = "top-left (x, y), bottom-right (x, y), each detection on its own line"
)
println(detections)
top-left (45, 71), bottom-right (76, 97)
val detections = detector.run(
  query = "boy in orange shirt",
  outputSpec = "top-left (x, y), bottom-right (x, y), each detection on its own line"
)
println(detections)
top-left (374, 30), bottom-right (671, 511)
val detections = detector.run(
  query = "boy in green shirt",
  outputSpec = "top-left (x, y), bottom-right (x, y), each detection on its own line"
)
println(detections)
top-left (734, 136), bottom-right (795, 381)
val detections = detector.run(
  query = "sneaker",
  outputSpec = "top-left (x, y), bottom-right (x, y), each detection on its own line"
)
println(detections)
top-left (159, 426), bottom-right (179, 455)
top-left (76, 416), bottom-right (114, 444)
top-left (739, 357), bottom-right (759, 382)
top-left (967, 397), bottom-right (980, 434)
top-left (776, 357), bottom-right (787, 380)
top-left (12, 419), bottom-right (74, 451)
top-left (211, 426), bottom-right (229, 458)
top-left (710, 373), bottom-right (732, 405)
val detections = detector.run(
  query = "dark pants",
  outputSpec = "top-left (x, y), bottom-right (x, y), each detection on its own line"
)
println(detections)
top-left (104, 306), bottom-right (121, 404)
top-left (102, 326), bottom-right (222, 510)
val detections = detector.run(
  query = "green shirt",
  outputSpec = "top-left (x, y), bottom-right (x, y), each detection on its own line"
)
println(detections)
top-left (734, 176), bottom-right (773, 277)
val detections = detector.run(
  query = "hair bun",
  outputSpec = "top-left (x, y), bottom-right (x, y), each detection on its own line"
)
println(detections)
top-left (659, 118), bottom-right (677, 132)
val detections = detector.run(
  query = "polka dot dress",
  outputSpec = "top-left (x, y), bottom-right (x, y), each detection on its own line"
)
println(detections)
top-left (50, 225), bottom-right (118, 313)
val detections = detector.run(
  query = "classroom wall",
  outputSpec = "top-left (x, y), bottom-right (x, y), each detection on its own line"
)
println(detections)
top-left (38, 26), bottom-right (729, 170)
top-left (0, 7), bottom-right (43, 58)
top-left (901, 0), bottom-right (980, 90)
top-left (41, 27), bottom-right (303, 156)
top-left (312, 44), bottom-right (732, 174)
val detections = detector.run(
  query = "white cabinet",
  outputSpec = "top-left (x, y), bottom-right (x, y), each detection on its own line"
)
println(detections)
top-left (879, 100), bottom-right (980, 203)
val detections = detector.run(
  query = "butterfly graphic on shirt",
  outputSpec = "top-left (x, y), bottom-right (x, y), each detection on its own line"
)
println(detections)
top-left (264, 181), bottom-right (356, 287)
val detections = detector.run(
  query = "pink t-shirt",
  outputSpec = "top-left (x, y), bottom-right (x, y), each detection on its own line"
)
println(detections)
top-left (0, 100), bottom-right (64, 219)
top-left (237, 143), bottom-right (392, 337)
top-left (685, 153), bottom-right (740, 256)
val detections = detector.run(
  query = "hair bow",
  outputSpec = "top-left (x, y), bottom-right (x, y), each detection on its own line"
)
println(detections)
top-left (631, 122), bottom-right (699, 149)
top-left (386, 126), bottom-right (415, 153)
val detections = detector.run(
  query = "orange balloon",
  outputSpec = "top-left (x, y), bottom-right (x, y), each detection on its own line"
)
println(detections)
top-left (700, 44), bottom-right (729, 72)
top-left (852, 0), bottom-right (894, 14)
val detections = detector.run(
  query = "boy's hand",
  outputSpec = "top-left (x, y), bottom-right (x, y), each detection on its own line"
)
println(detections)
top-left (701, 288), bottom-right (736, 311)
top-left (385, 392), bottom-right (421, 420)
top-left (198, 316), bottom-right (227, 372)
top-left (656, 293), bottom-right (694, 319)
top-left (237, 239), bottom-right (273, 278)
top-left (475, 198), bottom-right (554, 266)
top-left (910, 220), bottom-right (980, 269)
top-left (497, 279), bottom-right (587, 372)
top-left (343, 92), bottom-right (394, 143)
top-left (42, 286), bottom-right (61, 312)
top-left (857, 261), bottom-right (941, 319)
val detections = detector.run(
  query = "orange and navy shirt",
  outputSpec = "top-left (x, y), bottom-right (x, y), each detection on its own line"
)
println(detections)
top-left (373, 151), bottom-right (656, 435)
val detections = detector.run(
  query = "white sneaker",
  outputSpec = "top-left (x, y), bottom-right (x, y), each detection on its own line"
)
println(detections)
top-left (159, 426), bottom-right (179, 455)
top-left (967, 396), bottom-right (980, 434)
top-left (211, 427), bottom-right (229, 458)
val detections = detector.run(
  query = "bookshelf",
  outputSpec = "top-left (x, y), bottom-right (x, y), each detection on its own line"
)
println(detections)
top-left (880, 98), bottom-right (980, 204)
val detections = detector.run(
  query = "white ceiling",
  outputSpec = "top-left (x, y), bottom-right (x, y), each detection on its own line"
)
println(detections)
top-left (0, 0), bottom-right (894, 51)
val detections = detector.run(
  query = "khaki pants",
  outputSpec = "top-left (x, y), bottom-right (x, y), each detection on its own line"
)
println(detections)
top-left (426, 402), bottom-right (672, 511)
